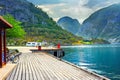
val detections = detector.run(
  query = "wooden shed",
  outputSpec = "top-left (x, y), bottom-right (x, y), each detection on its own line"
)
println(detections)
top-left (0, 16), bottom-right (12, 68)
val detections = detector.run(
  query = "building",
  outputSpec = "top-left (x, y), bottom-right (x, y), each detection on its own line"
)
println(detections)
top-left (0, 16), bottom-right (12, 68)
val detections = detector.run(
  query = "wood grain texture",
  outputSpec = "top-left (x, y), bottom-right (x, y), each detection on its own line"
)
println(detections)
top-left (6, 52), bottom-right (109, 80)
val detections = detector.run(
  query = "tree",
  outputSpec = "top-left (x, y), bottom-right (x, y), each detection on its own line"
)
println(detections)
top-left (3, 14), bottom-right (26, 38)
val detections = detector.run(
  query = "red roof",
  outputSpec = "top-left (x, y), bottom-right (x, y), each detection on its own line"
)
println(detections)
top-left (0, 16), bottom-right (12, 28)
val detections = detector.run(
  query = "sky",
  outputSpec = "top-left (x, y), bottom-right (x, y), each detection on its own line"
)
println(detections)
top-left (27, 0), bottom-right (120, 23)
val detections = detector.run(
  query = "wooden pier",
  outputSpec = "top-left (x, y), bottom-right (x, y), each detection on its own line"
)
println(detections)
top-left (30, 47), bottom-right (65, 58)
top-left (0, 64), bottom-right (16, 80)
top-left (5, 47), bottom-right (109, 80)
top-left (30, 47), bottom-right (62, 53)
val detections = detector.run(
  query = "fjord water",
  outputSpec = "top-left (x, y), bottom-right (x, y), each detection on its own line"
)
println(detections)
top-left (62, 44), bottom-right (120, 80)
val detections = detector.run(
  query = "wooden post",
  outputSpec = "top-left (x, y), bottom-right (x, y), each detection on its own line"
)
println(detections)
top-left (4, 29), bottom-right (6, 65)
top-left (0, 29), bottom-right (2, 68)
top-left (0, 28), bottom-right (6, 67)
top-left (0, 16), bottom-right (12, 68)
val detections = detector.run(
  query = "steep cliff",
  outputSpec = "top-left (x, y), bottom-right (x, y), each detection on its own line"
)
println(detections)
top-left (57, 16), bottom-right (81, 35)
top-left (77, 4), bottom-right (120, 43)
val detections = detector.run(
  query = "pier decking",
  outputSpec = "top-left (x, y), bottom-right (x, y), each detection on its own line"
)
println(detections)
top-left (6, 47), bottom-right (109, 80)
top-left (0, 64), bottom-right (16, 80)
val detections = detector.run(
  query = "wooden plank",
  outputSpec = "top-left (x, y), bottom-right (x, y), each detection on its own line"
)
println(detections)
top-left (34, 55), bottom-right (51, 80)
top-left (0, 30), bottom-right (2, 68)
top-left (6, 65), bottom-right (19, 80)
top-left (36, 54), bottom-right (67, 80)
top-left (21, 55), bottom-right (26, 80)
top-left (13, 63), bottom-right (21, 80)
top-left (36, 52), bottom-right (57, 80)
top-left (17, 62), bottom-right (22, 80)
top-left (39, 53), bottom-right (80, 80)
top-left (6, 52), bottom-right (109, 80)
top-left (0, 64), bottom-right (16, 80)
top-left (29, 57), bottom-right (38, 80)
top-left (31, 55), bottom-right (45, 80)
top-left (26, 60), bottom-right (30, 80)
top-left (38, 53), bottom-right (85, 80)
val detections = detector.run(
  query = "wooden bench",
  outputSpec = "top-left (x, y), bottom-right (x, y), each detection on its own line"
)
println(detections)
top-left (6, 49), bottom-right (22, 63)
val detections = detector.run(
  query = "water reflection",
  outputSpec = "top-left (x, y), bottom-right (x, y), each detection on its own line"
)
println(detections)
top-left (62, 44), bottom-right (120, 80)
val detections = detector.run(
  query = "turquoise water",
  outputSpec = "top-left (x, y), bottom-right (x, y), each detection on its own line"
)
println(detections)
top-left (62, 44), bottom-right (120, 80)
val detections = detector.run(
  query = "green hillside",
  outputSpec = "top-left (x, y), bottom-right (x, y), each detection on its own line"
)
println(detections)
top-left (0, 0), bottom-right (81, 45)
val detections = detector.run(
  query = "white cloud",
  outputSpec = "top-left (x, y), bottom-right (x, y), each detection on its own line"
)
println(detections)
top-left (37, 3), bottom-right (66, 16)
top-left (37, 0), bottom-right (120, 24)
top-left (78, 0), bottom-right (89, 6)
top-left (37, 2), bottom-right (92, 23)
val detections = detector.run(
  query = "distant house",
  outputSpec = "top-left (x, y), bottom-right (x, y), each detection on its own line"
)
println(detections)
top-left (26, 42), bottom-right (38, 47)
top-left (26, 41), bottom-right (48, 47)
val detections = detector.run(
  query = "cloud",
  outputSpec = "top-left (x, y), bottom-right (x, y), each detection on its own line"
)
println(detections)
top-left (85, 0), bottom-right (120, 8)
top-left (37, 1), bottom-right (92, 23)
top-left (37, 3), bottom-right (66, 16)
top-left (36, 0), bottom-right (120, 24)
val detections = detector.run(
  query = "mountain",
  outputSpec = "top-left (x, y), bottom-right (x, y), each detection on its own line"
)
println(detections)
top-left (77, 4), bottom-right (120, 43)
top-left (57, 16), bottom-right (81, 35)
top-left (0, 0), bottom-right (45, 25)
top-left (0, 0), bottom-right (80, 45)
